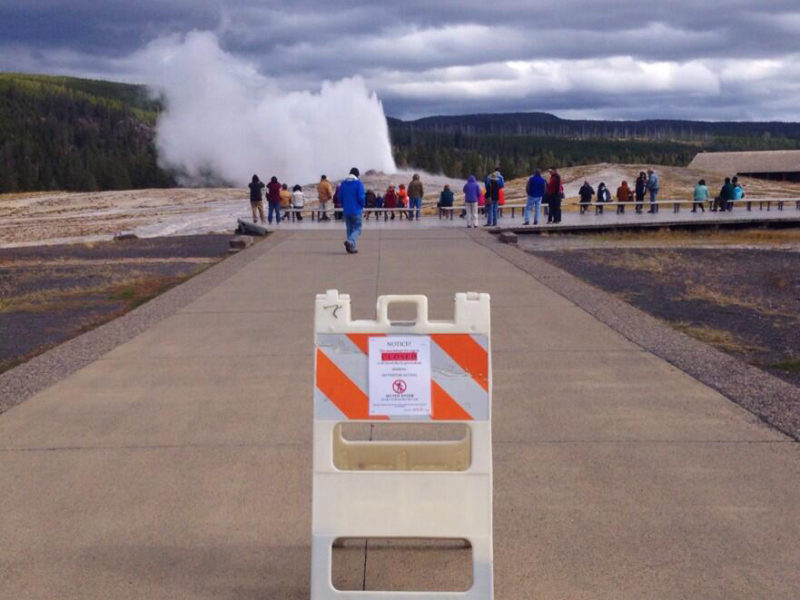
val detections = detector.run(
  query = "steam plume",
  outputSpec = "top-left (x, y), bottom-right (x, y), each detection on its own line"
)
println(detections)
top-left (138, 31), bottom-right (396, 186)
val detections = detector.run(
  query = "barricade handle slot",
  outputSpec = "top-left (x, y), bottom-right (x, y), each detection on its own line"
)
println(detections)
top-left (376, 294), bottom-right (429, 326)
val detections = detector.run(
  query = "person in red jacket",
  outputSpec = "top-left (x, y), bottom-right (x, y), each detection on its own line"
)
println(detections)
top-left (383, 185), bottom-right (398, 221)
top-left (266, 176), bottom-right (282, 224)
top-left (616, 181), bottom-right (633, 214)
top-left (546, 168), bottom-right (564, 224)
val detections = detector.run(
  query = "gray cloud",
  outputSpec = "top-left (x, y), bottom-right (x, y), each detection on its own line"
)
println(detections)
top-left (0, 0), bottom-right (798, 119)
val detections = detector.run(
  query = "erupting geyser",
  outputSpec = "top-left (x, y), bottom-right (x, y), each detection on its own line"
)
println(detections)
top-left (140, 31), bottom-right (396, 186)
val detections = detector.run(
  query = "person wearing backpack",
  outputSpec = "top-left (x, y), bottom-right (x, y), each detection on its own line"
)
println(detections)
top-left (484, 167), bottom-right (504, 227)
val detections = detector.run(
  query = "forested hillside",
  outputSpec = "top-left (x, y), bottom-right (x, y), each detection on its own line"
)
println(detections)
top-left (388, 114), bottom-right (800, 180)
top-left (2, 73), bottom-right (800, 192)
top-left (0, 73), bottom-right (173, 193)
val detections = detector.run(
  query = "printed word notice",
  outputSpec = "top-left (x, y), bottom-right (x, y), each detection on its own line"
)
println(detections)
top-left (369, 336), bottom-right (431, 417)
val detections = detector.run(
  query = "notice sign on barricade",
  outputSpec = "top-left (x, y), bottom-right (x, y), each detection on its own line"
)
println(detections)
top-left (311, 290), bottom-right (494, 599)
top-left (368, 336), bottom-right (431, 416)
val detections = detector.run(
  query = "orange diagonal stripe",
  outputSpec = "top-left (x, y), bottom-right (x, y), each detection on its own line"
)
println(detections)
top-left (316, 349), bottom-right (387, 420)
top-left (432, 380), bottom-right (473, 420)
top-left (431, 334), bottom-right (489, 391)
top-left (346, 333), bottom-right (385, 355)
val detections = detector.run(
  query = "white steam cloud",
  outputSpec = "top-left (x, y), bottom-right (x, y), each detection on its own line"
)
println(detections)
top-left (137, 31), bottom-right (396, 186)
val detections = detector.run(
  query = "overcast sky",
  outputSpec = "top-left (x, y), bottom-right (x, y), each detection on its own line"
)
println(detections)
top-left (2, 0), bottom-right (799, 121)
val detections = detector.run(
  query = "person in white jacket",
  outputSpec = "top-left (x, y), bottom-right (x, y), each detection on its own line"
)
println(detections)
top-left (291, 184), bottom-right (305, 221)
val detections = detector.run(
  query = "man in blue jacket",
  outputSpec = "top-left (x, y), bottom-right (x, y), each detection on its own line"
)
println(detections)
top-left (340, 167), bottom-right (366, 254)
top-left (524, 169), bottom-right (547, 225)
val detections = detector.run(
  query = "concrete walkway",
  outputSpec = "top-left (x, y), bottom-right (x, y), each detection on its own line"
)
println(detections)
top-left (1, 229), bottom-right (798, 599)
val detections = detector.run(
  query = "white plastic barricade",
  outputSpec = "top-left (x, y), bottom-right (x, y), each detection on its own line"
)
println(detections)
top-left (311, 289), bottom-right (493, 599)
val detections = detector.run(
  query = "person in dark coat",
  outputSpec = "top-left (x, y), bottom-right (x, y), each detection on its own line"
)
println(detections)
top-left (248, 174), bottom-right (265, 224)
top-left (266, 176), bottom-right (282, 224)
top-left (715, 177), bottom-right (735, 212)
top-left (578, 180), bottom-right (594, 215)
top-left (545, 168), bottom-right (563, 224)
top-left (438, 184), bottom-right (454, 217)
top-left (634, 172), bottom-right (647, 214)
top-left (364, 189), bottom-right (377, 220)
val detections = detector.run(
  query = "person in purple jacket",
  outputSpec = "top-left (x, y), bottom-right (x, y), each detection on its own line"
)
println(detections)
top-left (462, 175), bottom-right (481, 228)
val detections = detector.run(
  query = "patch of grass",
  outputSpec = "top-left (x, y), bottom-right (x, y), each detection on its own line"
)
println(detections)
top-left (612, 291), bottom-right (640, 303)
top-left (108, 276), bottom-right (182, 309)
top-left (674, 323), bottom-right (767, 353)
top-left (582, 227), bottom-right (800, 246)
top-left (590, 250), bottom-right (681, 274)
top-left (771, 358), bottom-right (800, 372)
top-left (681, 283), bottom-right (785, 316)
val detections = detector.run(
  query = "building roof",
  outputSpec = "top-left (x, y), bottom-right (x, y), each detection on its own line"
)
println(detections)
top-left (689, 150), bottom-right (800, 174)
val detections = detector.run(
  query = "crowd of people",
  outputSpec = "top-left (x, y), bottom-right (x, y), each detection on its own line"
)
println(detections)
top-left (574, 169), bottom-right (661, 217)
top-left (247, 166), bottom-right (749, 252)
top-left (692, 176), bottom-right (745, 213)
top-left (248, 175), bottom-right (307, 224)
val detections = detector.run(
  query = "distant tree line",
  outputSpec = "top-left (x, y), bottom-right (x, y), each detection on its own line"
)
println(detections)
top-left (3, 73), bottom-right (800, 192)
top-left (388, 115), bottom-right (800, 180)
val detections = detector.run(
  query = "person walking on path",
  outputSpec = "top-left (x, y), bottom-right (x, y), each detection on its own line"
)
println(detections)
top-left (248, 174), bottom-right (265, 224)
top-left (692, 179), bottom-right (708, 213)
top-left (317, 175), bottom-right (333, 221)
top-left (266, 176), bottom-right (282, 224)
top-left (646, 168), bottom-right (660, 213)
top-left (340, 167), bottom-right (366, 254)
top-left (438, 184), bottom-right (454, 218)
top-left (383, 185), bottom-right (398, 221)
top-left (407, 174), bottom-right (424, 220)
top-left (616, 181), bottom-right (633, 214)
top-left (596, 182), bottom-right (610, 214)
top-left (484, 167), bottom-right (504, 227)
top-left (635, 171), bottom-right (647, 214)
top-left (463, 175), bottom-right (481, 228)
top-left (291, 184), bottom-right (305, 221)
top-left (525, 169), bottom-right (547, 225)
top-left (545, 168), bottom-right (563, 224)
top-left (578, 180), bottom-right (594, 215)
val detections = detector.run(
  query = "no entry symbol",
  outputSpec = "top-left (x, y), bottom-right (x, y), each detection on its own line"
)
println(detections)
top-left (392, 379), bottom-right (407, 394)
